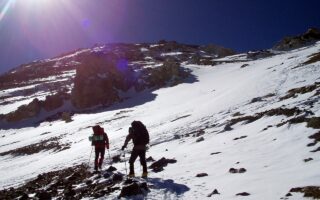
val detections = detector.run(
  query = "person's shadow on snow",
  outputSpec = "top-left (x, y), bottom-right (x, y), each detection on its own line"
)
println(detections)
top-left (148, 178), bottom-right (190, 195)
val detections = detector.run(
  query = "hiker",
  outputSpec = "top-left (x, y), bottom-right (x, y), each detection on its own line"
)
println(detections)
top-left (122, 121), bottom-right (149, 177)
top-left (91, 125), bottom-right (109, 171)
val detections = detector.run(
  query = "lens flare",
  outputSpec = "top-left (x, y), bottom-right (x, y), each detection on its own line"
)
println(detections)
top-left (0, 0), bottom-right (15, 23)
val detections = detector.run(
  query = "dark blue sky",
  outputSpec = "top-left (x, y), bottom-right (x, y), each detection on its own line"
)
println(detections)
top-left (0, 0), bottom-right (320, 74)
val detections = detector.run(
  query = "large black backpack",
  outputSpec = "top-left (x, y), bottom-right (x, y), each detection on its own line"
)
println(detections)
top-left (131, 121), bottom-right (149, 146)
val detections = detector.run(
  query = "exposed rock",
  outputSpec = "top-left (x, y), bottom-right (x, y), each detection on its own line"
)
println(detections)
top-left (247, 50), bottom-right (274, 60)
top-left (112, 155), bottom-right (121, 163)
top-left (229, 168), bottom-right (247, 174)
top-left (199, 44), bottom-right (236, 58)
top-left (311, 146), bottom-right (320, 153)
top-left (19, 193), bottom-right (29, 200)
top-left (85, 180), bottom-right (93, 185)
top-left (171, 114), bottom-right (191, 122)
top-left (71, 52), bottom-right (133, 109)
top-left (236, 192), bottom-right (250, 196)
top-left (223, 124), bottom-right (233, 131)
top-left (286, 192), bottom-right (292, 197)
top-left (241, 64), bottom-right (249, 68)
top-left (106, 166), bottom-right (117, 172)
top-left (149, 157), bottom-right (177, 172)
top-left (195, 173), bottom-right (208, 177)
top-left (207, 189), bottom-right (220, 197)
top-left (36, 190), bottom-right (52, 200)
top-left (307, 117), bottom-right (320, 129)
top-left (42, 92), bottom-right (67, 112)
top-left (234, 136), bottom-right (247, 140)
top-left (210, 152), bottom-right (221, 155)
top-left (308, 131), bottom-right (320, 146)
top-left (61, 112), bottom-right (73, 123)
top-left (280, 82), bottom-right (320, 100)
top-left (147, 60), bottom-right (184, 87)
top-left (196, 137), bottom-right (204, 142)
top-left (64, 186), bottom-right (76, 198)
top-left (2, 91), bottom-right (71, 123)
top-left (0, 136), bottom-right (70, 157)
top-left (195, 129), bottom-right (205, 137)
top-left (273, 28), bottom-right (320, 51)
top-left (227, 107), bottom-right (302, 129)
top-left (289, 186), bottom-right (320, 198)
top-left (5, 98), bottom-right (42, 122)
top-left (250, 97), bottom-right (263, 103)
top-left (304, 52), bottom-right (320, 65)
top-left (119, 181), bottom-right (148, 198)
top-left (111, 173), bottom-right (123, 182)
top-left (304, 158), bottom-right (313, 162)
top-left (232, 112), bottom-right (244, 117)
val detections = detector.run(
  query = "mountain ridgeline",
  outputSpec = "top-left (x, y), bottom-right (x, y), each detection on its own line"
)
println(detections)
top-left (0, 41), bottom-right (235, 123)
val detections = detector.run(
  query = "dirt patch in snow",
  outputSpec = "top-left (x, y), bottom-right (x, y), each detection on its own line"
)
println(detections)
top-left (0, 136), bottom-right (70, 157)
top-left (304, 52), bottom-right (320, 65)
top-left (225, 107), bottom-right (302, 130)
top-left (280, 82), bottom-right (320, 100)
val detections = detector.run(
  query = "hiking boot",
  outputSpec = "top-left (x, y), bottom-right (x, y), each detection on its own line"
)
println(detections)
top-left (128, 173), bottom-right (135, 178)
top-left (141, 172), bottom-right (148, 178)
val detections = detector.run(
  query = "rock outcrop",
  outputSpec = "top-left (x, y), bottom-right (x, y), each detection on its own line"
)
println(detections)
top-left (71, 52), bottom-right (134, 109)
top-left (3, 92), bottom-right (69, 122)
top-left (273, 28), bottom-right (320, 51)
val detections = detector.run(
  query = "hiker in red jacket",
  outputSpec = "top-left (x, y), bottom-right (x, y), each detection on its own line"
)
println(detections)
top-left (91, 125), bottom-right (109, 171)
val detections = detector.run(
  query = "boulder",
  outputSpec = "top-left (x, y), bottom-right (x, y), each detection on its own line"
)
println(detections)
top-left (207, 189), bottom-right (220, 197)
top-left (149, 157), bottom-right (177, 172)
top-left (119, 181), bottom-right (148, 198)
top-left (229, 168), bottom-right (247, 173)
top-left (236, 192), bottom-right (250, 196)
top-left (106, 166), bottom-right (117, 172)
top-left (196, 173), bottom-right (208, 177)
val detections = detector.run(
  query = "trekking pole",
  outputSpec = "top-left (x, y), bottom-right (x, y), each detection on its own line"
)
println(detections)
top-left (123, 150), bottom-right (128, 175)
top-left (108, 149), bottom-right (112, 166)
top-left (88, 146), bottom-right (93, 166)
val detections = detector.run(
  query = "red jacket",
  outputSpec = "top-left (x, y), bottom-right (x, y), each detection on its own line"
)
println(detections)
top-left (92, 126), bottom-right (109, 149)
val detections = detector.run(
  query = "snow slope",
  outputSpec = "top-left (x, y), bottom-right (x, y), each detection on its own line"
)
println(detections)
top-left (0, 42), bottom-right (320, 199)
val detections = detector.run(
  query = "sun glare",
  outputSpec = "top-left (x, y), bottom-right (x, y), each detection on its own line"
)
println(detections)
top-left (0, 0), bottom-right (15, 23)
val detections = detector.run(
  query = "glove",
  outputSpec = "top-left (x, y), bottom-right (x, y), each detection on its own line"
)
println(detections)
top-left (106, 144), bottom-right (109, 149)
top-left (121, 146), bottom-right (125, 151)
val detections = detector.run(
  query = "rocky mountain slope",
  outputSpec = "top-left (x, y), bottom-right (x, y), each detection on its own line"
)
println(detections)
top-left (0, 31), bottom-right (320, 199)
top-left (0, 41), bottom-right (234, 126)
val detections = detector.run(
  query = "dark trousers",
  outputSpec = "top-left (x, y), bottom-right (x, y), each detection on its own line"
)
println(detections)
top-left (129, 149), bottom-right (147, 174)
top-left (94, 147), bottom-right (105, 169)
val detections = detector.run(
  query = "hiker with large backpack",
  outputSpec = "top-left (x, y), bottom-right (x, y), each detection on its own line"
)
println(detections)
top-left (121, 121), bottom-right (149, 178)
top-left (90, 125), bottom-right (109, 171)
